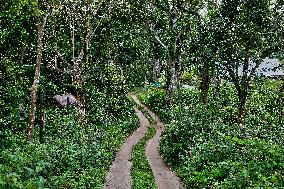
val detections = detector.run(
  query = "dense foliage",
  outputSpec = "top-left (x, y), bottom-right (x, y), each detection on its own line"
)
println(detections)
top-left (1, 0), bottom-right (283, 188)
top-left (139, 80), bottom-right (284, 188)
top-left (0, 103), bottom-right (139, 188)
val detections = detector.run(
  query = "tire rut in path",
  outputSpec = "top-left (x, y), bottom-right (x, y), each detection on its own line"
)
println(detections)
top-left (103, 106), bottom-right (149, 189)
top-left (131, 95), bottom-right (185, 189)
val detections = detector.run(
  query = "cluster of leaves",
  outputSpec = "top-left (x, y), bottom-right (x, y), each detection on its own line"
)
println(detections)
top-left (139, 79), bottom-right (284, 188)
top-left (138, 87), bottom-right (169, 121)
top-left (131, 127), bottom-right (157, 189)
top-left (1, 104), bottom-right (139, 188)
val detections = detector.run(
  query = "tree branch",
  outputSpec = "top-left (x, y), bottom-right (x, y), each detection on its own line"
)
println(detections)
top-left (221, 62), bottom-right (240, 91)
top-left (179, 7), bottom-right (202, 21)
top-left (175, 22), bottom-right (192, 44)
top-left (145, 22), bottom-right (169, 51)
top-left (56, 52), bottom-right (73, 70)
top-left (86, 0), bottom-right (105, 18)
top-left (250, 58), bottom-right (263, 77)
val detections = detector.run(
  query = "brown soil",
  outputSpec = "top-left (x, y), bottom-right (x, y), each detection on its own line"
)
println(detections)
top-left (103, 106), bottom-right (149, 189)
top-left (104, 95), bottom-right (184, 189)
top-left (131, 95), bottom-right (185, 189)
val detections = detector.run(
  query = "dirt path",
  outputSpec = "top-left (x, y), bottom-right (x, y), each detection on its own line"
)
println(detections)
top-left (131, 95), bottom-right (185, 189)
top-left (103, 106), bottom-right (149, 189)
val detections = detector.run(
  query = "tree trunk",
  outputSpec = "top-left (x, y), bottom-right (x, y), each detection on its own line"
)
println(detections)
top-left (166, 57), bottom-right (176, 99)
top-left (153, 58), bottom-right (160, 82)
top-left (39, 88), bottom-right (44, 144)
top-left (237, 56), bottom-right (250, 128)
top-left (27, 9), bottom-right (45, 142)
top-left (77, 2), bottom-right (93, 127)
top-left (215, 75), bottom-right (221, 99)
top-left (175, 55), bottom-right (182, 89)
top-left (278, 80), bottom-right (284, 124)
top-left (77, 8), bottom-right (92, 123)
top-left (237, 91), bottom-right (247, 129)
top-left (200, 65), bottom-right (210, 104)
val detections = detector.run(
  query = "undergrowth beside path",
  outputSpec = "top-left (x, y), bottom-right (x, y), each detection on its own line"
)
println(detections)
top-left (0, 105), bottom-right (139, 188)
top-left (131, 127), bottom-right (157, 189)
top-left (138, 80), bottom-right (284, 188)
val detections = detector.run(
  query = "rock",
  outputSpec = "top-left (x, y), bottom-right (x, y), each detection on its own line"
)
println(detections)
top-left (53, 94), bottom-right (79, 107)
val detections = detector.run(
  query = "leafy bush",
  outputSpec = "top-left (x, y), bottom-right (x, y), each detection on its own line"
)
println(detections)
top-left (0, 98), bottom-right (139, 188)
top-left (139, 80), bottom-right (284, 188)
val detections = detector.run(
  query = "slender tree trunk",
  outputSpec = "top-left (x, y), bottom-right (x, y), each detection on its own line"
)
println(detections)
top-left (166, 57), bottom-right (175, 99)
top-left (166, 53), bottom-right (181, 100)
top-left (157, 59), bottom-right (161, 79)
top-left (153, 58), bottom-right (160, 82)
top-left (153, 59), bottom-right (157, 82)
top-left (200, 65), bottom-right (210, 104)
top-left (236, 56), bottom-right (250, 129)
top-left (39, 88), bottom-right (44, 144)
top-left (215, 75), bottom-right (221, 99)
top-left (27, 9), bottom-right (45, 142)
top-left (237, 91), bottom-right (247, 129)
top-left (166, 2), bottom-right (178, 100)
top-left (78, 9), bottom-right (92, 123)
top-left (70, 7), bottom-right (84, 122)
top-left (278, 80), bottom-right (284, 124)
top-left (175, 55), bottom-right (182, 88)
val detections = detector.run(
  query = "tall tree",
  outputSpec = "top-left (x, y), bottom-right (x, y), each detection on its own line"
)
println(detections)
top-left (27, 0), bottom-right (49, 142)
top-left (45, 0), bottom-right (106, 123)
top-left (195, 1), bottom-right (220, 104)
top-left (140, 0), bottom-right (204, 99)
top-left (214, 0), bottom-right (284, 128)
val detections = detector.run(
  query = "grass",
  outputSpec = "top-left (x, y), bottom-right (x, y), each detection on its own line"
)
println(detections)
top-left (131, 127), bottom-right (157, 189)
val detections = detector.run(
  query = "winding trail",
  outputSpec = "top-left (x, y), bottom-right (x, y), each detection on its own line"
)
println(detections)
top-left (104, 95), bottom-right (184, 189)
top-left (131, 95), bottom-right (185, 189)
top-left (104, 106), bottom-right (149, 189)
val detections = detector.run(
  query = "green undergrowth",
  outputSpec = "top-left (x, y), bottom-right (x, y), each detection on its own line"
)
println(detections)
top-left (0, 101), bottom-right (139, 188)
top-left (128, 93), bottom-right (155, 125)
top-left (138, 80), bottom-right (284, 188)
top-left (131, 127), bottom-right (157, 189)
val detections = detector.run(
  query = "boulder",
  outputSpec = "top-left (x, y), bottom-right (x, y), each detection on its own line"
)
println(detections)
top-left (53, 94), bottom-right (79, 107)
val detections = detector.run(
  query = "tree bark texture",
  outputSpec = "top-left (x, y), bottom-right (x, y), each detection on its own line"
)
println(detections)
top-left (236, 56), bottom-right (250, 129)
top-left (153, 58), bottom-right (161, 82)
top-left (39, 88), bottom-right (44, 144)
top-left (200, 65), bottom-right (210, 104)
top-left (77, 3), bottom-right (93, 124)
top-left (166, 57), bottom-right (176, 99)
top-left (27, 9), bottom-right (45, 142)
top-left (278, 80), bottom-right (284, 124)
top-left (215, 75), bottom-right (221, 99)
top-left (237, 91), bottom-right (247, 129)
